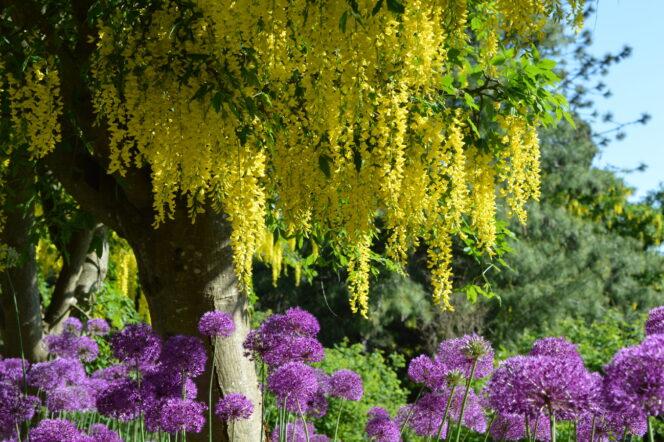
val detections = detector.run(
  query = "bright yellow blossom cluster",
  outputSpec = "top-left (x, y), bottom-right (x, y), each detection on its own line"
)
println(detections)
top-left (1, 0), bottom-right (581, 315)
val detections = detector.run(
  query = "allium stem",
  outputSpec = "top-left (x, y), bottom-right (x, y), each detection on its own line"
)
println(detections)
top-left (436, 385), bottom-right (457, 441)
top-left (15, 422), bottom-right (22, 442)
top-left (260, 362), bottom-right (266, 442)
top-left (454, 359), bottom-right (478, 442)
top-left (209, 340), bottom-right (217, 442)
top-left (647, 416), bottom-right (654, 442)
top-left (333, 400), bottom-right (345, 441)
top-left (400, 386), bottom-right (424, 434)
top-left (549, 407), bottom-right (556, 442)
top-left (297, 402), bottom-right (311, 442)
top-left (482, 415), bottom-right (496, 442)
top-left (589, 416), bottom-right (595, 442)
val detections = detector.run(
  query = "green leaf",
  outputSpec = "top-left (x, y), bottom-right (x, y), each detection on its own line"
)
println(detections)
top-left (319, 154), bottom-right (332, 178)
top-left (386, 0), bottom-right (405, 14)
top-left (339, 10), bottom-right (349, 32)
top-left (371, 0), bottom-right (384, 15)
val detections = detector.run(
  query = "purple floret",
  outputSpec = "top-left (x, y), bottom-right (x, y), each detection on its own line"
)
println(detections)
top-left (110, 323), bottom-right (162, 370)
top-left (45, 382), bottom-right (97, 412)
top-left (489, 413), bottom-right (550, 441)
top-left (270, 421), bottom-right (320, 442)
top-left (645, 306), bottom-right (664, 336)
top-left (0, 383), bottom-right (40, 440)
top-left (86, 318), bottom-right (111, 336)
top-left (96, 379), bottom-right (155, 421)
top-left (0, 358), bottom-right (28, 384)
top-left (76, 336), bottom-right (99, 362)
top-left (160, 335), bottom-right (207, 378)
top-left (436, 334), bottom-right (494, 379)
top-left (267, 362), bottom-right (318, 413)
top-left (28, 358), bottom-right (86, 391)
top-left (261, 336), bottom-right (325, 367)
top-left (329, 369), bottom-right (363, 401)
top-left (198, 311), bottom-right (235, 338)
top-left (215, 393), bottom-right (254, 421)
top-left (366, 407), bottom-right (401, 442)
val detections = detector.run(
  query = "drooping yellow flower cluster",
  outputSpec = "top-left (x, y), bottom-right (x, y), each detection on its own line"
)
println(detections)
top-left (84, 0), bottom-right (578, 315)
top-left (6, 59), bottom-right (62, 159)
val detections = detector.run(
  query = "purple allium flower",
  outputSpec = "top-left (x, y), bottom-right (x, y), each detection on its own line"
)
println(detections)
top-left (267, 362), bottom-right (318, 413)
top-left (329, 369), bottom-right (363, 401)
top-left (63, 317), bottom-right (83, 335)
top-left (0, 383), bottom-right (40, 439)
top-left (0, 358), bottom-right (28, 384)
top-left (86, 318), bottom-right (110, 336)
top-left (645, 306), bottom-right (664, 336)
top-left (529, 337), bottom-right (585, 367)
top-left (486, 355), bottom-right (594, 420)
top-left (489, 413), bottom-right (550, 441)
top-left (407, 355), bottom-right (447, 390)
top-left (29, 418), bottom-right (89, 442)
top-left (144, 368), bottom-right (198, 400)
top-left (603, 334), bottom-right (664, 420)
top-left (398, 389), bottom-right (486, 438)
top-left (215, 393), bottom-right (254, 421)
top-left (436, 334), bottom-right (494, 379)
top-left (44, 333), bottom-right (81, 359)
top-left (243, 308), bottom-right (321, 367)
top-left (160, 335), bottom-right (207, 378)
top-left (46, 383), bottom-right (97, 412)
top-left (261, 336), bottom-right (325, 367)
top-left (154, 398), bottom-right (207, 434)
top-left (87, 424), bottom-right (122, 442)
top-left (28, 358), bottom-right (86, 391)
top-left (96, 379), bottom-right (155, 421)
top-left (198, 311), bottom-right (235, 338)
top-left (76, 336), bottom-right (99, 362)
top-left (270, 421), bottom-right (318, 442)
top-left (110, 323), bottom-right (162, 369)
top-left (306, 390), bottom-right (329, 418)
top-left (366, 407), bottom-right (401, 442)
top-left (92, 364), bottom-right (128, 385)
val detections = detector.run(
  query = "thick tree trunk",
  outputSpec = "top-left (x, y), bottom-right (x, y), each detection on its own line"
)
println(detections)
top-left (128, 211), bottom-right (262, 442)
top-left (0, 157), bottom-right (47, 361)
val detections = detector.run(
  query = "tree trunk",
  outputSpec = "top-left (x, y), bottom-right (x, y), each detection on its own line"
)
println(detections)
top-left (128, 211), bottom-right (262, 442)
top-left (0, 156), bottom-right (47, 361)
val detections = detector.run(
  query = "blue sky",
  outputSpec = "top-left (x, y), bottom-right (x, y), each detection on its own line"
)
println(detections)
top-left (584, 0), bottom-right (664, 200)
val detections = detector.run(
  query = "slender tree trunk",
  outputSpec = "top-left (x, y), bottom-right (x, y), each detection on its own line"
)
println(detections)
top-left (0, 156), bottom-right (47, 361)
top-left (74, 225), bottom-right (109, 307)
top-left (129, 211), bottom-right (262, 442)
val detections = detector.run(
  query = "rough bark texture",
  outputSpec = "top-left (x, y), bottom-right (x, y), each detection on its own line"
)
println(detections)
top-left (0, 158), bottom-right (47, 361)
top-left (128, 211), bottom-right (262, 442)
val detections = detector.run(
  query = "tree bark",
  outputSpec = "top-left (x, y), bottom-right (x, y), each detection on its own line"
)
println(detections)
top-left (0, 156), bottom-right (47, 361)
top-left (128, 210), bottom-right (262, 442)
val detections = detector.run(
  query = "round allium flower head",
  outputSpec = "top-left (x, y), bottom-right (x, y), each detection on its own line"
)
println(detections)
top-left (153, 398), bottom-right (207, 434)
top-left (29, 418), bottom-right (89, 442)
top-left (603, 334), bottom-right (664, 419)
top-left (267, 362), bottom-right (318, 412)
top-left (215, 393), bottom-right (254, 421)
top-left (0, 383), bottom-right (40, 438)
top-left (486, 355), bottom-right (594, 420)
top-left (96, 379), bottom-right (155, 421)
top-left (530, 337), bottom-right (584, 367)
top-left (198, 310), bottom-right (235, 337)
top-left (110, 323), bottom-right (162, 369)
top-left (86, 318), bottom-right (110, 336)
top-left (437, 334), bottom-right (494, 379)
top-left (46, 383), bottom-right (97, 412)
top-left (329, 369), bottom-right (363, 401)
top-left (575, 412), bottom-right (625, 442)
top-left (76, 336), bottom-right (99, 362)
top-left (261, 336), bottom-right (325, 367)
top-left (0, 358), bottom-right (28, 384)
top-left (160, 335), bottom-right (207, 378)
top-left (366, 407), bottom-right (401, 442)
top-left (62, 317), bottom-right (83, 335)
top-left (645, 306), bottom-right (664, 336)
top-left (44, 333), bottom-right (81, 359)
top-left (407, 355), bottom-right (447, 390)
top-left (88, 424), bottom-right (122, 442)
top-left (92, 364), bottom-right (128, 386)
top-left (490, 413), bottom-right (551, 441)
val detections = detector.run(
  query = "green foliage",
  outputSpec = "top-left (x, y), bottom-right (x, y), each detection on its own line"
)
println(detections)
top-left (314, 341), bottom-right (408, 441)
top-left (91, 282), bottom-right (141, 330)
